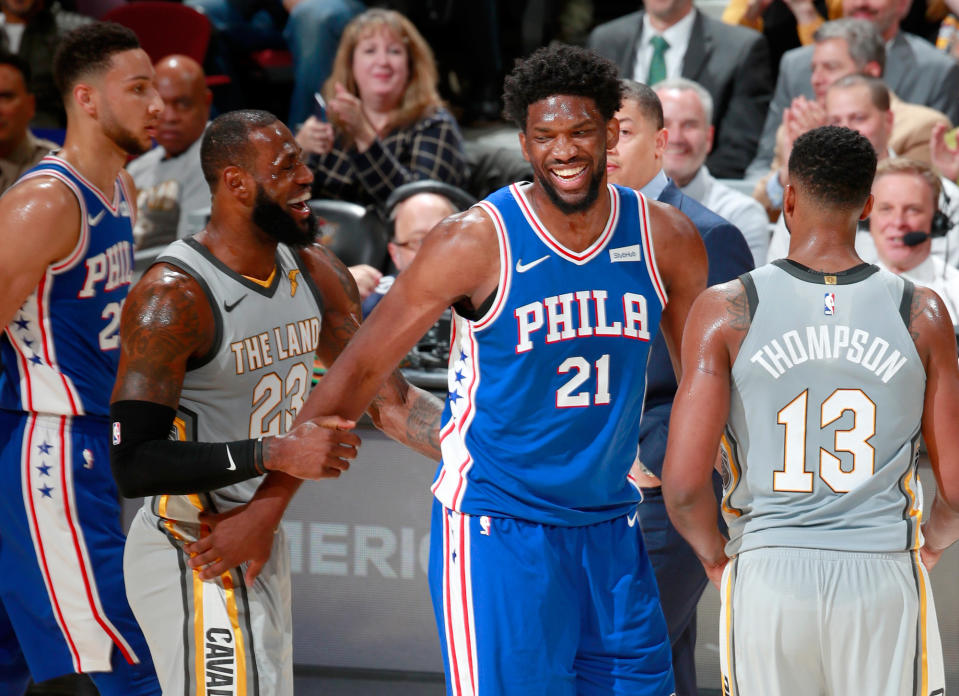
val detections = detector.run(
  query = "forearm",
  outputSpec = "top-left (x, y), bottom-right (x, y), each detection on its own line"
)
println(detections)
top-left (369, 375), bottom-right (443, 460)
top-left (923, 490), bottom-right (959, 554)
top-left (664, 483), bottom-right (729, 572)
top-left (243, 467), bottom-right (304, 530)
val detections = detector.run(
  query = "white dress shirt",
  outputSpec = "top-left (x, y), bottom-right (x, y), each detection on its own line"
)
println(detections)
top-left (680, 166), bottom-right (769, 265)
top-left (877, 255), bottom-right (959, 327)
top-left (633, 10), bottom-right (696, 84)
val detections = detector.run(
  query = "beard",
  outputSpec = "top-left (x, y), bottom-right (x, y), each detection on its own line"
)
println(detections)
top-left (252, 185), bottom-right (318, 248)
top-left (536, 160), bottom-right (604, 215)
top-left (100, 105), bottom-right (151, 157)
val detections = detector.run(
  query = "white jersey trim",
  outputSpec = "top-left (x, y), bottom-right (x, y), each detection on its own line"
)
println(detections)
top-left (470, 201), bottom-right (512, 331)
top-left (511, 182), bottom-right (619, 265)
top-left (17, 168), bottom-right (91, 275)
top-left (638, 192), bottom-right (667, 310)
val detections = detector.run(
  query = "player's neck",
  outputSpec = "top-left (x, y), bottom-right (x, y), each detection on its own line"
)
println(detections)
top-left (527, 183), bottom-right (612, 252)
top-left (787, 232), bottom-right (864, 274)
top-left (200, 215), bottom-right (279, 281)
top-left (58, 127), bottom-right (129, 199)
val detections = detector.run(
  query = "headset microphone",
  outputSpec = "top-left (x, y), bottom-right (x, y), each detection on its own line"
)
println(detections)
top-left (902, 231), bottom-right (931, 246)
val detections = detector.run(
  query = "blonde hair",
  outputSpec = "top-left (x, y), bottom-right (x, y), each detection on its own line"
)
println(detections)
top-left (323, 9), bottom-right (443, 139)
top-left (874, 157), bottom-right (941, 210)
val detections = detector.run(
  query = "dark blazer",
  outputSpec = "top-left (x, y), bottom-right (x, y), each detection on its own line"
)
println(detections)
top-left (748, 30), bottom-right (959, 176)
top-left (639, 180), bottom-right (755, 478)
top-left (587, 10), bottom-right (773, 179)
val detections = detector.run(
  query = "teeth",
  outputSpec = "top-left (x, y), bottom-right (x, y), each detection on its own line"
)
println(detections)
top-left (288, 192), bottom-right (311, 205)
top-left (553, 166), bottom-right (586, 179)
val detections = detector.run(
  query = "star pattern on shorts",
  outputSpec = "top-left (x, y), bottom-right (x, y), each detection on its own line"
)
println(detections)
top-left (36, 463), bottom-right (51, 477)
top-left (37, 442), bottom-right (52, 455)
top-left (13, 316), bottom-right (29, 332)
top-left (29, 354), bottom-right (43, 366)
top-left (38, 484), bottom-right (54, 499)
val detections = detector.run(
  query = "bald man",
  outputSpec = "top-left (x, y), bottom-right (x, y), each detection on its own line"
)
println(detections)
top-left (127, 54), bottom-right (212, 248)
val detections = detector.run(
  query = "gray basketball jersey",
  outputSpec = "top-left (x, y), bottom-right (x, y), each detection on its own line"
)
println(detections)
top-left (142, 238), bottom-right (323, 534)
top-left (723, 260), bottom-right (925, 555)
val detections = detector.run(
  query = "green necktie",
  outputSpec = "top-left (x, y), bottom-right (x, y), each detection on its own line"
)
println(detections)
top-left (647, 35), bottom-right (669, 86)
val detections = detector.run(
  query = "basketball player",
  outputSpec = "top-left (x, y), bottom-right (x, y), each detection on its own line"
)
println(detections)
top-left (189, 46), bottom-right (708, 694)
top-left (109, 109), bottom-right (442, 695)
top-left (662, 125), bottom-right (959, 696)
top-left (0, 22), bottom-right (162, 696)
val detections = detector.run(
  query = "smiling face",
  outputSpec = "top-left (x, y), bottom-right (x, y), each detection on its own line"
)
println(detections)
top-left (351, 28), bottom-right (409, 109)
top-left (606, 98), bottom-right (667, 192)
top-left (94, 48), bottom-right (163, 156)
top-left (248, 123), bottom-right (317, 246)
top-left (658, 87), bottom-right (712, 187)
top-left (519, 94), bottom-right (615, 215)
top-left (825, 83), bottom-right (892, 156)
top-left (869, 171), bottom-right (936, 272)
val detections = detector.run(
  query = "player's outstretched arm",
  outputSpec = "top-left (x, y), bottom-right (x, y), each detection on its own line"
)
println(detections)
top-left (663, 279), bottom-right (748, 588)
top-left (0, 178), bottom-right (81, 331)
top-left (910, 286), bottom-right (959, 568)
top-left (109, 264), bottom-right (361, 498)
top-left (646, 200), bottom-right (709, 380)
top-left (297, 242), bottom-right (444, 461)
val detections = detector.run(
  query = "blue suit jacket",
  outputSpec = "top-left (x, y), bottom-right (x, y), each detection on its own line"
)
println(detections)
top-left (639, 180), bottom-right (755, 478)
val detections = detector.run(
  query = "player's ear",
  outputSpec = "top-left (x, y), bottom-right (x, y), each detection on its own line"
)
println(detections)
top-left (859, 193), bottom-right (874, 221)
top-left (73, 83), bottom-right (96, 118)
top-left (222, 166), bottom-right (252, 203)
top-left (518, 131), bottom-right (530, 162)
top-left (606, 116), bottom-right (620, 150)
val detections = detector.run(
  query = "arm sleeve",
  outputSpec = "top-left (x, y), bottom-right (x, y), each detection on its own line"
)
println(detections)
top-left (109, 400), bottom-right (264, 498)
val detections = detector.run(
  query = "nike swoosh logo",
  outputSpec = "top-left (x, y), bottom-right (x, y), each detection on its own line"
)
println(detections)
top-left (87, 209), bottom-right (106, 227)
top-left (226, 445), bottom-right (236, 471)
top-left (223, 295), bottom-right (247, 312)
top-left (515, 255), bottom-right (549, 273)
top-left (626, 511), bottom-right (639, 528)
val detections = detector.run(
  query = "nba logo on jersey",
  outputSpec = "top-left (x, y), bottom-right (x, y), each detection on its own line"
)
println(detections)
top-left (480, 516), bottom-right (491, 536)
top-left (112, 421), bottom-right (121, 445)
top-left (824, 292), bottom-right (836, 316)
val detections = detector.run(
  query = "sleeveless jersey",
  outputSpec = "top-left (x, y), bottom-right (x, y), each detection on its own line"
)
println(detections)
top-left (723, 260), bottom-right (926, 555)
top-left (143, 238), bottom-right (324, 533)
top-left (0, 155), bottom-right (135, 417)
top-left (432, 182), bottom-right (666, 526)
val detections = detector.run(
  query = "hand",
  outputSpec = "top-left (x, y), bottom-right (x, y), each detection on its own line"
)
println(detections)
top-left (348, 264), bottom-right (383, 300)
top-left (703, 554), bottom-right (730, 590)
top-left (263, 414), bottom-right (361, 479)
top-left (931, 122), bottom-right (959, 182)
top-left (920, 542), bottom-right (944, 571)
top-left (788, 95), bottom-right (826, 133)
top-left (184, 502), bottom-right (277, 585)
top-left (329, 82), bottom-right (377, 151)
top-left (296, 116), bottom-right (335, 156)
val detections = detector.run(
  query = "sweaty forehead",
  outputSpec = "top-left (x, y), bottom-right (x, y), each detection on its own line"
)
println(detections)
top-left (527, 95), bottom-right (600, 125)
top-left (249, 123), bottom-right (296, 164)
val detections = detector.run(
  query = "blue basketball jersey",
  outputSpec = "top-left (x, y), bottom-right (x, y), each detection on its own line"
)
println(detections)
top-left (432, 183), bottom-right (666, 526)
top-left (0, 155), bottom-right (135, 417)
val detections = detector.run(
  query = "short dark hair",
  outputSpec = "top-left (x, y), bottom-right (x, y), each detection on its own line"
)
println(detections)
top-left (502, 44), bottom-right (623, 130)
top-left (828, 73), bottom-right (890, 112)
top-left (788, 126), bottom-right (876, 208)
top-left (200, 109), bottom-right (279, 188)
top-left (0, 50), bottom-right (30, 85)
top-left (621, 79), bottom-right (664, 130)
top-left (53, 22), bottom-right (140, 98)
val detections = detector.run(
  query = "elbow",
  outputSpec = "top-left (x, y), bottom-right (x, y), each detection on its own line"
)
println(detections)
top-left (110, 456), bottom-right (147, 499)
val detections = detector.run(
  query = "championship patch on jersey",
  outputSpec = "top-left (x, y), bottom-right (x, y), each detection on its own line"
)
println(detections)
top-left (609, 244), bottom-right (642, 263)
top-left (112, 421), bottom-right (121, 445)
top-left (824, 292), bottom-right (836, 316)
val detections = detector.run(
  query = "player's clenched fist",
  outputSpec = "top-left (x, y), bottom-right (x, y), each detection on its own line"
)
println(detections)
top-left (262, 415), bottom-right (361, 479)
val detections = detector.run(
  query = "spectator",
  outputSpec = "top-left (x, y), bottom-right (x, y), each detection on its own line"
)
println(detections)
top-left (606, 78), bottom-right (753, 696)
top-left (185, 0), bottom-right (364, 129)
top-left (587, 0), bottom-right (773, 179)
top-left (747, 0), bottom-right (959, 179)
top-left (655, 76), bottom-right (770, 264)
top-left (126, 55), bottom-right (212, 249)
top-left (296, 8), bottom-right (468, 212)
top-left (767, 74), bottom-right (959, 264)
top-left (0, 51), bottom-right (54, 193)
top-left (722, 0), bottom-right (837, 73)
top-left (752, 19), bottom-right (951, 219)
top-left (0, 0), bottom-right (89, 128)
top-left (870, 157), bottom-right (959, 326)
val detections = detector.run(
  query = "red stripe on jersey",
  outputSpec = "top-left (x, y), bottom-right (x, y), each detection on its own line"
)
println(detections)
top-left (639, 195), bottom-right (667, 307)
top-left (36, 274), bottom-right (79, 415)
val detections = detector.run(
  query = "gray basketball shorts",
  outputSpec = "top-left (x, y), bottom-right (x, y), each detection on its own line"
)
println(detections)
top-left (718, 547), bottom-right (944, 696)
top-left (123, 506), bottom-right (293, 695)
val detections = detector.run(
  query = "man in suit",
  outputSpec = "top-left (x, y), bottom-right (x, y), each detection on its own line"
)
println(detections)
top-left (751, 18), bottom-right (951, 220)
top-left (587, 0), bottom-right (773, 179)
top-left (747, 0), bottom-right (959, 179)
top-left (606, 79), bottom-right (754, 696)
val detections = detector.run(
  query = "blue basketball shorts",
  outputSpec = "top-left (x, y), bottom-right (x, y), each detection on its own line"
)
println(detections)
top-left (429, 499), bottom-right (675, 696)
top-left (0, 410), bottom-right (158, 694)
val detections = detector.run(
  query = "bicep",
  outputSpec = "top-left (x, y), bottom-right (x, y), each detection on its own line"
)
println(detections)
top-left (919, 300), bottom-right (959, 506)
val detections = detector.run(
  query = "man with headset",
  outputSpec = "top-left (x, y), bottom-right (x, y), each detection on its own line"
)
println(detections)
top-left (362, 180), bottom-right (476, 317)
top-left (870, 157), bottom-right (959, 327)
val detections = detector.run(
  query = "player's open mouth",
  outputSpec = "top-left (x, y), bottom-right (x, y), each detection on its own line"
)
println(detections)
top-left (288, 192), bottom-right (312, 218)
top-left (550, 164), bottom-right (588, 188)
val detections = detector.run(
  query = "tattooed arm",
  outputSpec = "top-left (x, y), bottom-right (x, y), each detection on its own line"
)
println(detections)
top-left (661, 280), bottom-right (752, 588)
top-left (299, 242), bottom-right (443, 460)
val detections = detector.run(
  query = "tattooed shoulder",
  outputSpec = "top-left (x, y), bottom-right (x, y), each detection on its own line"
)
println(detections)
top-left (725, 281), bottom-right (751, 332)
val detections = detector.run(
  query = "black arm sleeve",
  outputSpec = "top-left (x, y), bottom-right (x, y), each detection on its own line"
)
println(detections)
top-left (110, 400), bottom-right (264, 498)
